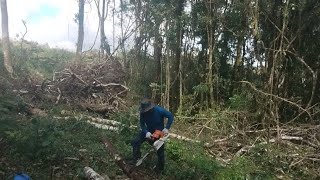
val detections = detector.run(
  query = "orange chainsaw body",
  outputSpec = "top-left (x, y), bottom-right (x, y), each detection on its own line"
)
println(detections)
top-left (152, 130), bottom-right (164, 141)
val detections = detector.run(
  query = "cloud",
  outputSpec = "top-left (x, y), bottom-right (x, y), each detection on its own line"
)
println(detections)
top-left (0, 0), bottom-right (129, 51)
top-left (0, 0), bottom-right (92, 51)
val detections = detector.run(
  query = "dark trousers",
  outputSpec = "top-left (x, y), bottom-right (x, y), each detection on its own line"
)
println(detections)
top-left (131, 131), bottom-right (165, 170)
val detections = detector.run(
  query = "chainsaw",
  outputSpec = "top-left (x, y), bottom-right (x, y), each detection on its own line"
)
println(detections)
top-left (135, 130), bottom-right (169, 167)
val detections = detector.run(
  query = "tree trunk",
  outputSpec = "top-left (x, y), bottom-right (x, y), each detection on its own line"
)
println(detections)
top-left (206, 0), bottom-right (215, 107)
top-left (165, 50), bottom-right (171, 110)
top-left (112, 0), bottom-right (115, 51)
top-left (230, 36), bottom-right (244, 95)
top-left (100, 0), bottom-right (106, 57)
top-left (154, 21), bottom-right (162, 80)
top-left (164, 21), bottom-right (170, 110)
top-left (95, 0), bottom-right (110, 60)
top-left (120, 0), bottom-right (127, 69)
top-left (153, 21), bottom-right (162, 104)
top-left (133, 0), bottom-right (142, 77)
top-left (178, 27), bottom-right (183, 111)
top-left (75, 0), bottom-right (85, 62)
top-left (175, 0), bottom-right (185, 111)
top-left (1, 0), bottom-right (13, 75)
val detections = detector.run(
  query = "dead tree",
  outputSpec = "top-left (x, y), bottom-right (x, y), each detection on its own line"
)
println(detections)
top-left (1, 0), bottom-right (13, 75)
top-left (75, 0), bottom-right (85, 62)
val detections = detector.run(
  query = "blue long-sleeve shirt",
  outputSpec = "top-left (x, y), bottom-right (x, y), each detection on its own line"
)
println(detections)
top-left (140, 106), bottom-right (174, 135)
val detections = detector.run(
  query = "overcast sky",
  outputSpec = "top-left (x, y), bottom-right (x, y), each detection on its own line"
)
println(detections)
top-left (0, 0), bottom-right (121, 51)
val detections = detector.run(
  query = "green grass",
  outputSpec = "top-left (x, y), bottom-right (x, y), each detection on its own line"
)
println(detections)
top-left (0, 96), bottom-right (123, 179)
top-left (1, 118), bottom-right (122, 179)
top-left (1, 95), bottom-right (317, 180)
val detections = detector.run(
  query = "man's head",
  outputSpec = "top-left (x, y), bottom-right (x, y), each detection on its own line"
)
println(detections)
top-left (139, 98), bottom-right (155, 113)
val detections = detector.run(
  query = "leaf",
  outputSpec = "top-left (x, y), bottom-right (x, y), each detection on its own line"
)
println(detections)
top-left (31, 118), bottom-right (39, 125)
top-left (41, 140), bottom-right (51, 147)
top-left (4, 131), bottom-right (17, 138)
top-left (0, 107), bottom-right (9, 113)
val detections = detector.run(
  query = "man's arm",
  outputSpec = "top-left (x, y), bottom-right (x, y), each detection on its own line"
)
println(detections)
top-left (160, 107), bottom-right (174, 129)
top-left (140, 115), bottom-right (148, 134)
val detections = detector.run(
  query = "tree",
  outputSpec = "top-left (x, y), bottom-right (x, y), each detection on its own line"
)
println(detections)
top-left (75, 0), bottom-right (85, 62)
top-left (121, 0), bottom-right (320, 121)
top-left (1, 0), bottom-right (13, 75)
top-left (94, 0), bottom-right (111, 59)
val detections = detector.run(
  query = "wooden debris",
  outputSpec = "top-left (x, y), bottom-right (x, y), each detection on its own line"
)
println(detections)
top-left (27, 107), bottom-right (47, 117)
top-left (64, 157), bottom-right (79, 161)
top-left (55, 88), bottom-right (61, 104)
top-left (23, 59), bottom-right (128, 115)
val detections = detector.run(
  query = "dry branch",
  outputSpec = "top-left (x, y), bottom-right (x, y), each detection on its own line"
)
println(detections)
top-left (239, 81), bottom-right (313, 120)
top-left (28, 58), bottom-right (128, 115)
top-left (70, 71), bottom-right (88, 85)
top-left (286, 50), bottom-right (318, 108)
top-left (55, 88), bottom-right (61, 104)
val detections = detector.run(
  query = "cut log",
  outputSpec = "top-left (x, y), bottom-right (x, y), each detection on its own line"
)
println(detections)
top-left (169, 133), bottom-right (200, 143)
top-left (84, 166), bottom-right (110, 180)
top-left (85, 116), bottom-right (123, 126)
top-left (87, 121), bottom-right (119, 131)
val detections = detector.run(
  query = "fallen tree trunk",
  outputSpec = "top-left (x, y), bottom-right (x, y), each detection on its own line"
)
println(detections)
top-left (102, 139), bottom-right (145, 180)
top-left (235, 135), bottom-right (305, 157)
top-left (87, 121), bottom-right (120, 131)
top-left (84, 167), bottom-right (110, 180)
top-left (169, 133), bottom-right (200, 143)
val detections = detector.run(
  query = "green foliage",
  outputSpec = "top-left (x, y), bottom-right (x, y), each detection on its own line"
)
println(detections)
top-left (216, 157), bottom-right (273, 180)
top-left (228, 94), bottom-right (250, 111)
top-left (192, 83), bottom-right (209, 94)
top-left (0, 95), bottom-right (27, 137)
top-left (1, 104), bottom-right (317, 179)
top-left (0, 96), bottom-right (20, 113)
top-left (0, 100), bottom-right (122, 179)
top-left (165, 141), bottom-right (219, 180)
top-left (246, 144), bottom-right (316, 179)
top-left (10, 40), bottom-right (73, 78)
top-left (176, 94), bottom-right (198, 116)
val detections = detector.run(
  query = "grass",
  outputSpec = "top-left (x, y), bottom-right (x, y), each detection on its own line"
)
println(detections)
top-left (0, 95), bottom-right (220, 179)
top-left (0, 95), bottom-right (124, 179)
top-left (1, 95), bottom-right (316, 180)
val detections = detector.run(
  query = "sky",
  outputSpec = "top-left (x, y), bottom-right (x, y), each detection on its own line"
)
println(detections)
top-left (0, 0), bottom-right (118, 51)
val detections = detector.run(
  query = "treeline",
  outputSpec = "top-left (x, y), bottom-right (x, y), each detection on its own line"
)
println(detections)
top-left (115, 0), bottom-right (320, 124)
top-left (1, 0), bottom-right (319, 124)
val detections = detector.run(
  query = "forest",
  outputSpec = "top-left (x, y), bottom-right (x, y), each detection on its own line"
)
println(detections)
top-left (0, 0), bottom-right (319, 179)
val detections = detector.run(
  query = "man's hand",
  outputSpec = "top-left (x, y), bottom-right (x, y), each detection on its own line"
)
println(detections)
top-left (145, 132), bottom-right (152, 139)
top-left (162, 128), bottom-right (169, 135)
